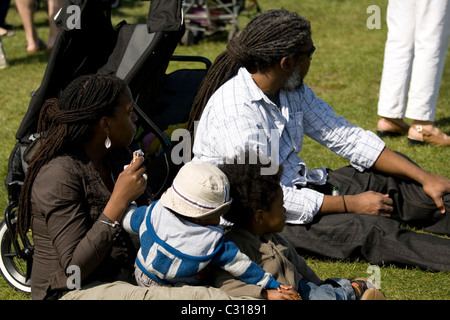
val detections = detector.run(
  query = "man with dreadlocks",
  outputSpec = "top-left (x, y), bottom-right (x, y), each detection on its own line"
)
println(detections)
top-left (189, 9), bottom-right (450, 272)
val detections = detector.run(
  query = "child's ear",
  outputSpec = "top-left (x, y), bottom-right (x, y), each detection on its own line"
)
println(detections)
top-left (254, 209), bottom-right (265, 224)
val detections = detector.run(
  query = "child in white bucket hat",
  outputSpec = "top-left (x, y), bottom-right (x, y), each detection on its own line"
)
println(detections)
top-left (122, 161), bottom-right (294, 296)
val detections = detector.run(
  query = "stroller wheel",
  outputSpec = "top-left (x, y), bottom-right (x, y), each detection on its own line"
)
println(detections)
top-left (0, 210), bottom-right (32, 294)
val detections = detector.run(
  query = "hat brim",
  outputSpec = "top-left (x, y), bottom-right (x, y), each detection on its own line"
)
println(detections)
top-left (160, 187), bottom-right (232, 220)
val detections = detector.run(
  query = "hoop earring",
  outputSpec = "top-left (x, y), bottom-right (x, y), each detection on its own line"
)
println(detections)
top-left (105, 134), bottom-right (111, 149)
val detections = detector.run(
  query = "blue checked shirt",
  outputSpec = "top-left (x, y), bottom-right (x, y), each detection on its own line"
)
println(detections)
top-left (193, 68), bottom-right (385, 224)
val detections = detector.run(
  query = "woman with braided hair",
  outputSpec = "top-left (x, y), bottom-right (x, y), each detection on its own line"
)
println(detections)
top-left (18, 74), bottom-right (235, 300)
top-left (190, 9), bottom-right (450, 272)
top-left (16, 74), bottom-right (148, 299)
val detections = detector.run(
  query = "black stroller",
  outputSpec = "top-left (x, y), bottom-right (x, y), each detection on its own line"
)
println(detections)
top-left (0, 0), bottom-right (210, 294)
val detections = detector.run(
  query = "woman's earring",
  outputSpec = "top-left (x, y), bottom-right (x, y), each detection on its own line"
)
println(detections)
top-left (105, 134), bottom-right (111, 149)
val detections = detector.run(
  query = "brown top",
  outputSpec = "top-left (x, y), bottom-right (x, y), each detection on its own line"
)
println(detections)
top-left (30, 148), bottom-right (147, 300)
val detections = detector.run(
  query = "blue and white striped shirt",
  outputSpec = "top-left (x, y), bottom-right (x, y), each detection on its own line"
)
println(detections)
top-left (122, 201), bottom-right (280, 289)
top-left (193, 67), bottom-right (385, 224)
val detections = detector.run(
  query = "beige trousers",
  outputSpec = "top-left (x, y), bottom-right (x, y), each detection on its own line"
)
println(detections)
top-left (60, 281), bottom-right (256, 300)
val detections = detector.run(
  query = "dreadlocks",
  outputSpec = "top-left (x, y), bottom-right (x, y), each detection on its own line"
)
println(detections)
top-left (17, 74), bottom-right (128, 236)
top-left (187, 9), bottom-right (312, 132)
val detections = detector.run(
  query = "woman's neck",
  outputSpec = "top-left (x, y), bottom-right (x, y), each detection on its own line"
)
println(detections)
top-left (83, 138), bottom-right (113, 192)
top-left (83, 136), bottom-right (107, 167)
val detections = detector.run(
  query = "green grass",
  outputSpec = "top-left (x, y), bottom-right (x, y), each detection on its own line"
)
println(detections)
top-left (0, 0), bottom-right (449, 300)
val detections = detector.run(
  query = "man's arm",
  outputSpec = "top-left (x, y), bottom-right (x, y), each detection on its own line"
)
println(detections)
top-left (372, 147), bottom-right (450, 214)
top-left (318, 191), bottom-right (393, 217)
top-left (318, 147), bottom-right (450, 216)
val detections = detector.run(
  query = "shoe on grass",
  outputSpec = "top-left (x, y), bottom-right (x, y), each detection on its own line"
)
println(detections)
top-left (361, 288), bottom-right (386, 300)
top-left (351, 278), bottom-right (384, 300)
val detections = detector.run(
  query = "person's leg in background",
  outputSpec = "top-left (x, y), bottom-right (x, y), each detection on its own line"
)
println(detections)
top-left (0, 0), bottom-right (15, 37)
top-left (406, 0), bottom-right (450, 146)
top-left (377, 0), bottom-right (415, 136)
top-left (15, 0), bottom-right (65, 53)
top-left (15, 0), bottom-right (44, 53)
top-left (46, 0), bottom-right (64, 51)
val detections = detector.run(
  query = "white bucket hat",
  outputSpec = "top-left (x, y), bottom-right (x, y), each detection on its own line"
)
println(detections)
top-left (160, 161), bottom-right (232, 219)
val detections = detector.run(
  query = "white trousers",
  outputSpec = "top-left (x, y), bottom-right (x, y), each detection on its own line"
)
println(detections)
top-left (377, 0), bottom-right (450, 121)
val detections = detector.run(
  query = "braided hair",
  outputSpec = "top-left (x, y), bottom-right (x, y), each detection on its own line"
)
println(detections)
top-left (187, 9), bottom-right (311, 132)
top-left (17, 74), bottom-right (128, 236)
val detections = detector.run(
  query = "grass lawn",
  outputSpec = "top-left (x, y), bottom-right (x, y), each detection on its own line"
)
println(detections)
top-left (0, 0), bottom-right (449, 300)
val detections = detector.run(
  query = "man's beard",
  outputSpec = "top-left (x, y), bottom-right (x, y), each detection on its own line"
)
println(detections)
top-left (282, 64), bottom-right (303, 91)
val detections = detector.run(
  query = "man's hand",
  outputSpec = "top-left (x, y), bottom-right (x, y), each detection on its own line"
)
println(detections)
top-left (319, 191), bottom-right (393, 217)
top-left (346, 191), bottom-right (393, 217)
top-left (421, 173), bottom-right (450, 214)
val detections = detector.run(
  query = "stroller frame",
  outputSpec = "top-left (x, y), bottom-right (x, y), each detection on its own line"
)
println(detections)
top-left (181, 0), bottom-right (261, 45)
top-left (181, 0), bottom-right (262, 45)
top-left (0, 0), bottom-right (210, 294)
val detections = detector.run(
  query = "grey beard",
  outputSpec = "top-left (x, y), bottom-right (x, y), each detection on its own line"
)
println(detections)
top-left (282, 64), bottom-right (303, 91)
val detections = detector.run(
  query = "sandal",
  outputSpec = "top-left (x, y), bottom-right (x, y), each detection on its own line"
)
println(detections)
top-left (408, 125), bottom-right (450, 147)
top-left (361, 289), bottom-right (387, 300)
top-left (376, 118), bottom-right (410, 137)
top-left (350, 278), bottom-right (384, 300)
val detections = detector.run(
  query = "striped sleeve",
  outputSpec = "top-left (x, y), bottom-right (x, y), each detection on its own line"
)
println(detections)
top-left (211, 240), bottom-right (280, 289)
top-left (121, 203), bottom-right (147, 234)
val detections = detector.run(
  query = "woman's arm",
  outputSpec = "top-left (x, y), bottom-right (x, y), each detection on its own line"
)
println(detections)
top-left (103, 157), bottom-right (147, 221)
top-left (36, 158), bottom-right (146, 282)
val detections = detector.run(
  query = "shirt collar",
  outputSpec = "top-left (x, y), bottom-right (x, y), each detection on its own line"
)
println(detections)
top-left (238, 67), bottom-right (278, 107)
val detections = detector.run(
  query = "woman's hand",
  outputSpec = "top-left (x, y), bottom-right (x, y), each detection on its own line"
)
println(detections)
top-left (115, 156), bottom-right (147, 203)
top-left (103, 157), bottom-right (147, 222)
